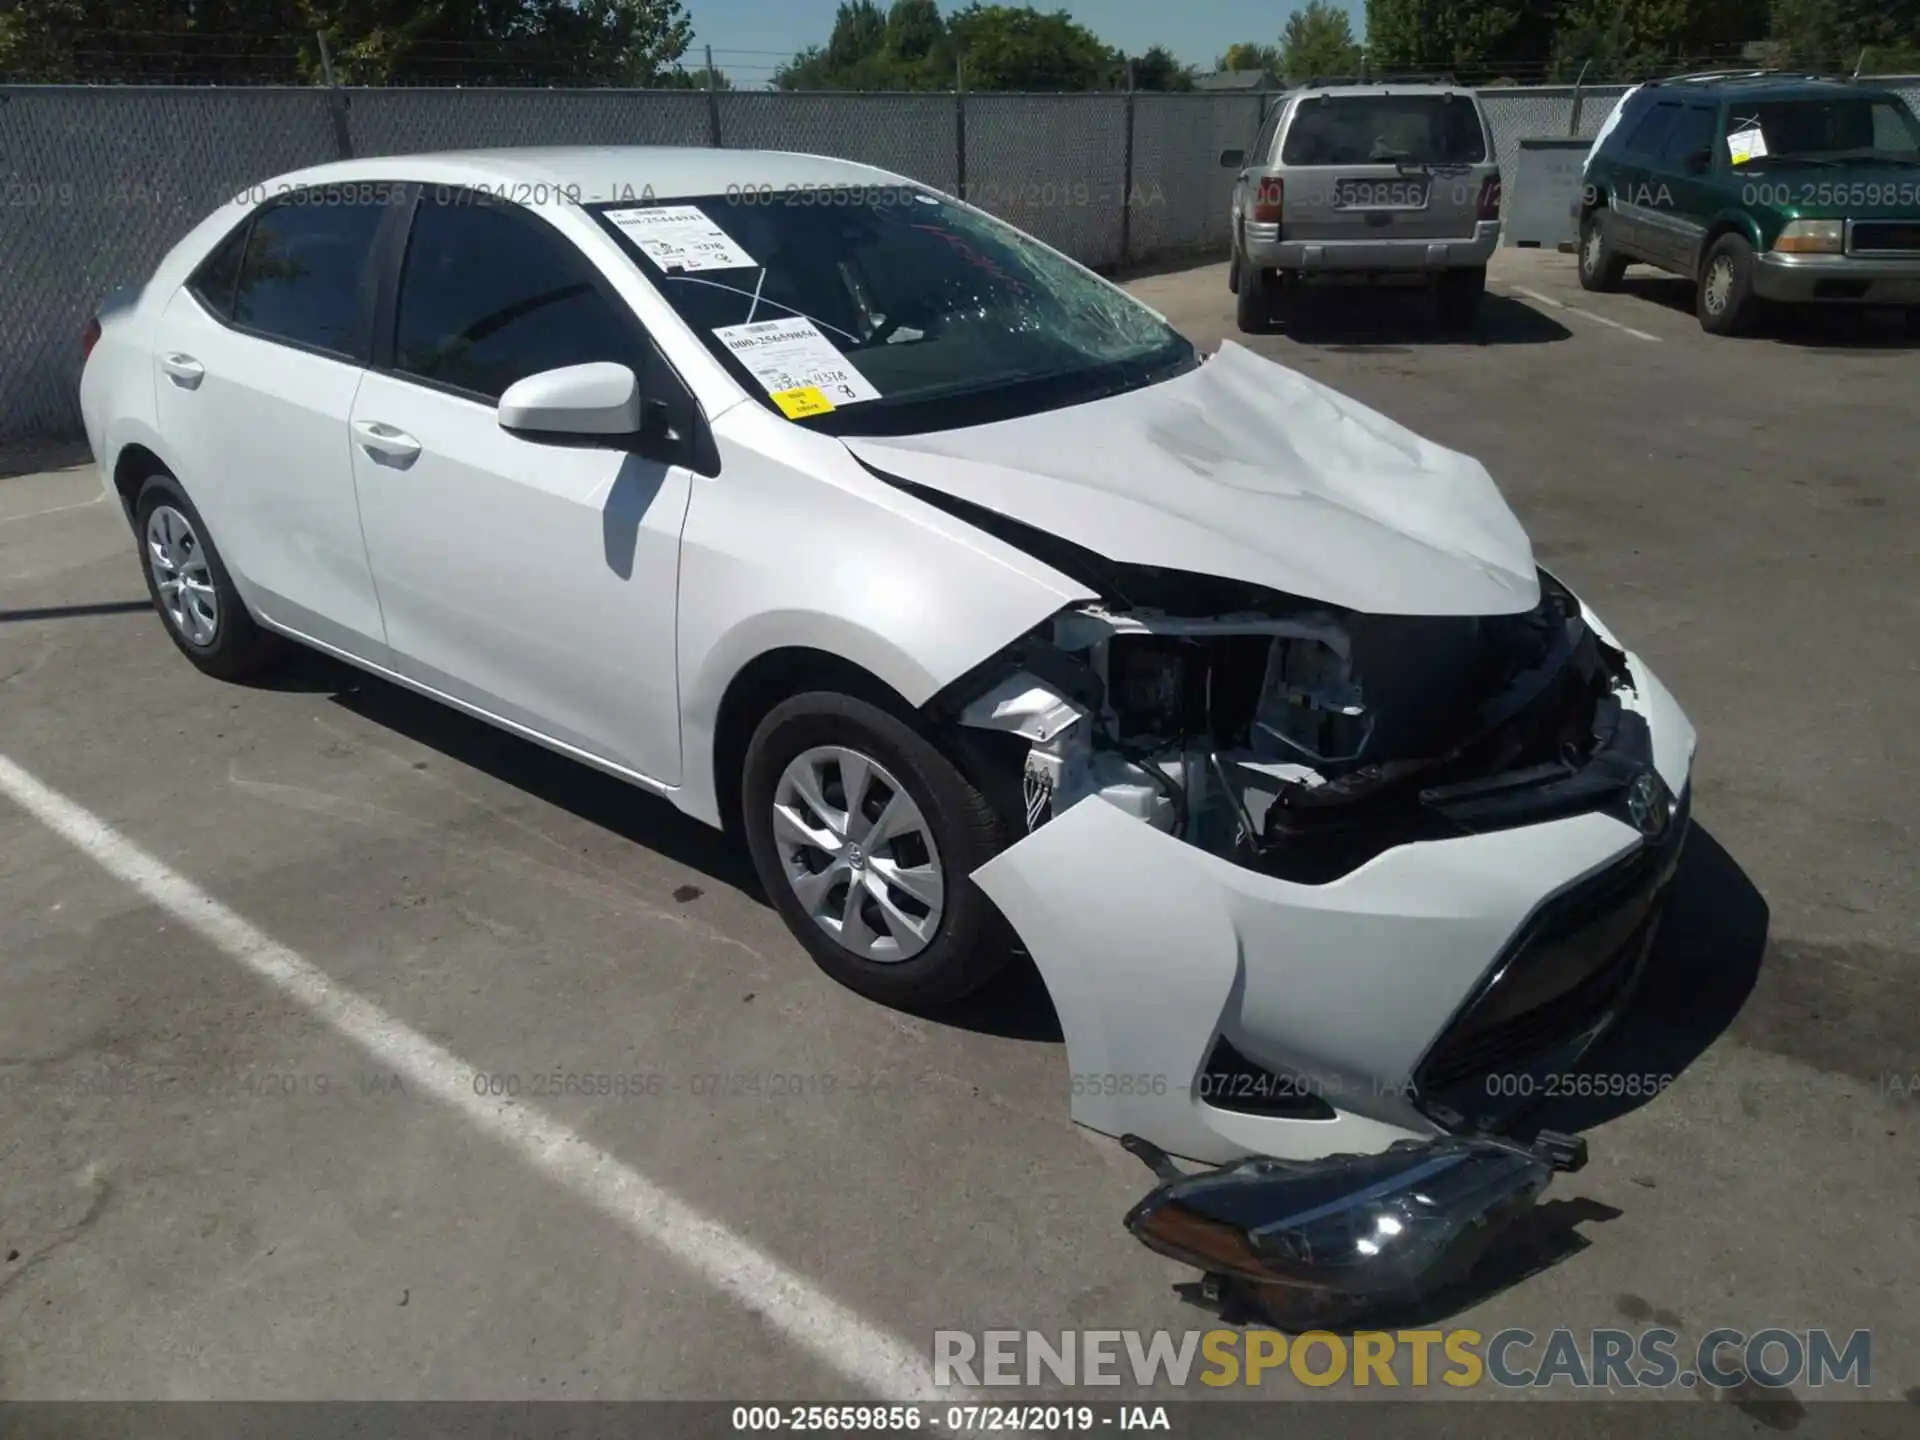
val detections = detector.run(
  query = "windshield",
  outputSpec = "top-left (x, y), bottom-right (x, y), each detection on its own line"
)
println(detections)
top-left (1733, 96), bottom-right (1920, 164)
top-left (590, 188), bottom-right (1195, 436)
top-left (1281, 94), bottom-right (1488, 166)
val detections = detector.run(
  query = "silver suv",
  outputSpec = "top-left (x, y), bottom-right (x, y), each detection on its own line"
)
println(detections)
top-left (1220, 83), bottom-right (1503, 332)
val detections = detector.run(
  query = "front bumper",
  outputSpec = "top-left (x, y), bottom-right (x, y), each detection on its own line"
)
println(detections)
top-left (971, 648), bottom-right (1695, 1169)
top-left (1244, 220), bottom-right (1500, 274)
top-left (1752, 251), bottom-right (1920, 304)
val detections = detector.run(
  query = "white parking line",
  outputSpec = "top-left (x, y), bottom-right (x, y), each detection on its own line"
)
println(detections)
top-left (0, 751), bottom-right (943, 1403)
top-left (1508, 285), bottom-right (1662, 342)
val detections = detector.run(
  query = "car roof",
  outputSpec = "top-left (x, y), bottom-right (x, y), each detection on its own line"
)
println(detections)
top-left (1647, 73), bottom-right (1893, 102)
top-left (258, 146), bottom-right (906, 204)
top-left (1288, 83), bottom-right (1473, 99)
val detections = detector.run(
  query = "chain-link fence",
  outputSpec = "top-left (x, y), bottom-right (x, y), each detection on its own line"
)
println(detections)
top-left (5, 77), bottom-right (1920, 445)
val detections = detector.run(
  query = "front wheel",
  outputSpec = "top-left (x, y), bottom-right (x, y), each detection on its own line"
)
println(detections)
top-left (1698, 234), bottom-right (1758, 336)
top-left (742, 691), bottom-right (1014, 1008)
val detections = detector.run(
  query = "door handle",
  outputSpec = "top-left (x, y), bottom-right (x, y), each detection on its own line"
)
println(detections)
top-left (160, 352), bottom-right (204, 387)
top-left (353, 420), bottom-right (422, 465)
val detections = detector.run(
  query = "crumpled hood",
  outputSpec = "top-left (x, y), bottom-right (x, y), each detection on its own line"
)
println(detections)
top-left (842, 340), bottom-right (1539, 616)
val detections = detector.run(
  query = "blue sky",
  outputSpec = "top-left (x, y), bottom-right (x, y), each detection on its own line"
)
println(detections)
top-left (686, 1), bottom-right (1366, 86)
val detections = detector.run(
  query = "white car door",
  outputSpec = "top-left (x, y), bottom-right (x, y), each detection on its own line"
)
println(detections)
top-left (347, 186), bottom-right (692, 787)
top-left (150, 189), bottom-right (394, 662)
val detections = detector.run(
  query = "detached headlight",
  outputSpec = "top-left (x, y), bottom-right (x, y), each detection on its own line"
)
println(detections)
top-left (1123, 1132), bottom-right (1581, 1313)
top-left (1774, 219), bottom-right (1844, 254)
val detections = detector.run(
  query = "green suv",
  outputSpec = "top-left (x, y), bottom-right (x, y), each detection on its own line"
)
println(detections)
top-left (1575, 73), bottom-right (1920, 335)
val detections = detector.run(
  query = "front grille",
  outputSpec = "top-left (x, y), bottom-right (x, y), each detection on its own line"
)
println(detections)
top-left (1850, 221), bottom-right (1920, 254)
top-left (1415, 789), bottom-right (1690, 1107)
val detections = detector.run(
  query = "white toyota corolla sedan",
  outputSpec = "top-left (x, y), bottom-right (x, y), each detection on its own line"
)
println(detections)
top-left (82, 146), bottom-right (1695, 1310)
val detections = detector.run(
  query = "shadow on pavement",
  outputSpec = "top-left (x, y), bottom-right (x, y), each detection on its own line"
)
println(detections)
top-left (1529, 822), bottom-right (1770, 1136)
top-left (1280, 287), bottom-right (1574, 346)
top-left (0, 598), bottom-right (151, 624)
top-left (254, 646), bottom-right (760, 896)
top-left (1621, 273), bottom-right (1919, 349)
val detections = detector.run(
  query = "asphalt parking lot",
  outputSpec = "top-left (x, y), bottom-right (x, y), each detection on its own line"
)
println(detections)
top-left (2, 246), bottom-right (1917, 1423)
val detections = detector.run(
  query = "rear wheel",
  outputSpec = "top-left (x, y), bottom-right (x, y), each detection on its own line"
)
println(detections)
top-left (1228, 244), bottom-right (1242, 295)
top-left (1578, 209), bottom-right (1627, 292)
top-left (1434, 266), bottom-right (1487, 331)
top-left (133, 471), bottom-right (282, 680)
top-left (1236, 261), bottom-right (1278, 333)
top-left (742, 691), bottom-right (1013, 1008)
top-left (1698, 233), bottom-right (1757, 336)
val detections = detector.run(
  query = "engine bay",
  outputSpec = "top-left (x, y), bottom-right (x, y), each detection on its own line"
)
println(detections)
top-left (950, 568), bottom-right (1643, 882)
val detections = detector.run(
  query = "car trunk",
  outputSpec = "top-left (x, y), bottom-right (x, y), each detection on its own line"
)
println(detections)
top-left (1275, 91), bottom-right (1495, 242)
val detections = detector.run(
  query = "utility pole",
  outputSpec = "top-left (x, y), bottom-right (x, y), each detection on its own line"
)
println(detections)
top-left (705, 43), bottom-right (722, 147)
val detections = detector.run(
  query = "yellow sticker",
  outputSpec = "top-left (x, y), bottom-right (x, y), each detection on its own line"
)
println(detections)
top-left (771, 386), bottom-right (835, 419)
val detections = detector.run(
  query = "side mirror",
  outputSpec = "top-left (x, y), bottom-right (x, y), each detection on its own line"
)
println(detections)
top-left (1684, 147), bottom-right (1712, 174)
top-left (1219, 148), bottom-right (1247, 169)
top-left (498, 362), bottom-right (641, 439)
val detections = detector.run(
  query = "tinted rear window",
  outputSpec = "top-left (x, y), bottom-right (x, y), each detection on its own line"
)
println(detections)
top-left (1281, 94), bottom-right (1488, 165)
top-left (233, 190), bottom-right (388, 357)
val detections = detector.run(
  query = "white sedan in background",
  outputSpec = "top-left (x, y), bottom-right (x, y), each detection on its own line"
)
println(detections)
top-left (81, 147), bottom-right (1695, 1316)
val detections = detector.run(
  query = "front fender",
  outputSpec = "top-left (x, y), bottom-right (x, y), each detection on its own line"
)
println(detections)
top-left (673, 410), bottom-right (1093, 828)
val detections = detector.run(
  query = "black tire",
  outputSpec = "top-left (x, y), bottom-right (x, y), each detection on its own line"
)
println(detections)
top-left (1697, 233), bottom-right (1757, 336)
top-left (1577, 208), bottom-right (1627, 292)
top-left (1434, 266), bottom-right (1487, 331)
top-left (1902, 307), bottom-right (1920, 339)
top-left (132, 471), bottom-right (283, 681)
top-left (1236, 259), bottom-right (1277, 333)
top-left (742, 690), bottom-right (1013, 1008)
top-left (1227, 244), bottom-right (1242, 295)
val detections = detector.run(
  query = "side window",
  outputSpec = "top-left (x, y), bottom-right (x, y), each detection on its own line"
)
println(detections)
top-left (188, 217), bottom-right (252, 320)
top-left (1253, 106), bottom-right (1283, 164)
top-left (1661, 105), bottom-right (1719, 164)
top-left (393, 190), bottom-right (647, 403)
top-left (232, 189), bottom-right (388, 357)
top-left (1624, 102), bottom-right (1682, 157)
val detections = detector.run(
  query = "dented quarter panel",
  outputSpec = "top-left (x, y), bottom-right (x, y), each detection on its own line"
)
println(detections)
top-left (844, 341), bottom-right (1540, 618)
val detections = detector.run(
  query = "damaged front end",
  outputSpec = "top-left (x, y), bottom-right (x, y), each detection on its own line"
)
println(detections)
top-left (936, 560), bottom-right (1693, 1319)
top-left (943, 564), bottom-right (1663, 885)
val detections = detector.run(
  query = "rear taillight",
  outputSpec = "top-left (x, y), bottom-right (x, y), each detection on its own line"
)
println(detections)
top-left (1477, 176), bottom-right (1502, 222)
top-left (1251, 176), bottom-right (1284, 224)
top-left (81, 315), bottom-right (102, 362)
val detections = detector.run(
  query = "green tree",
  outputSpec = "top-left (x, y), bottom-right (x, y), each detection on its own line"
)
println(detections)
top-left (1279, 0), bottom-right (1365, 80)
top-left (773, 0), bottom-right (952, 89)
top-left (1548, 0), bottom-right (1771, 79)
top-left (1218, 41), bottom-right (1284, 74)
top-left (947, 5), bottom-right (1125, 90)
top-left (1128, 44), bottom-right (1194, 90)
top-left (661, 64), bottom-right (734, 89)
top-left (1364, 0), bottom-right (1546, 82)
top-left (885, 0), bottom-right (947, 61)
top-left (1770, 0), bottom-right (1920, 71)
top-left (0, 0), bottom-right (696, 84)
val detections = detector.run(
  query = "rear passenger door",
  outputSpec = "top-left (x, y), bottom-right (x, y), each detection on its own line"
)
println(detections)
top-left (1610, 101), bottom-right (1683, 265)
top-left (1275, 92), bottom-right (1496, 242)
top-left (151, 186), bottom-right (400, 661)
top-left (348, 187), bottom-right (693, 786)
top-left (1653, 103), bottom-right (1724, 275)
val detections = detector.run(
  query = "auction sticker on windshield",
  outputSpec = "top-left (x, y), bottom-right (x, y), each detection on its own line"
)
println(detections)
top-left (604, 204), bottom-right (757, 272)
top-left (713, 317), bottom-right (882, 415)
